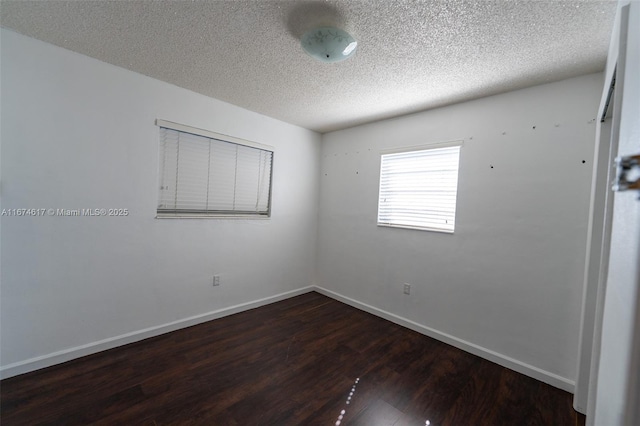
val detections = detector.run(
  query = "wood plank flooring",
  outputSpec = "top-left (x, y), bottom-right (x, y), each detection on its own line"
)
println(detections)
top-left (1, 292), bottom-right (585, 425)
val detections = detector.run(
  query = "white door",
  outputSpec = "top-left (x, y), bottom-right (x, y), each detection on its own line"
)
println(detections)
top-left (590, 2), bottom-right (640, 425)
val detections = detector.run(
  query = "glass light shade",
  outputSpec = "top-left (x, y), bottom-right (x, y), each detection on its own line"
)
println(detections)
top-left (301, 26), bottom-right (357, 63)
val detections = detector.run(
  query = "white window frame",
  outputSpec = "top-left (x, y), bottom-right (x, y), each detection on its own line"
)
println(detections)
top-left (155, 119), bottom-right (274, 219)
top-left (377, 141), bottom-right (462, 233)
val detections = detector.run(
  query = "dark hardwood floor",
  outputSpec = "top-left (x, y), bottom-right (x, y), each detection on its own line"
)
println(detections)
top-left (1, 292), bottom-right (585, 425)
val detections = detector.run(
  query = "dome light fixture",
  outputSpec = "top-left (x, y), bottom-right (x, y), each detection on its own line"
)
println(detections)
top-left (301, 26), bottom-right (357, 63)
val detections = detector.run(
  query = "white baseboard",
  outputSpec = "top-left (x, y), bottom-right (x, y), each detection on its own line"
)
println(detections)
top-left (0, 286), bottom-right (315, 379)
top-left (313, 286), bottom-right (575, 393)
top-left (1, 285), bottom-right (576, 393)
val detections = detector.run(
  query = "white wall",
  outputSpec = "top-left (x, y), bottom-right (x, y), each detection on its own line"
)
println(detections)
top-left (317, 73), bottom-right (602, 390)
top-left (0, 29), bottom-right (321, 376)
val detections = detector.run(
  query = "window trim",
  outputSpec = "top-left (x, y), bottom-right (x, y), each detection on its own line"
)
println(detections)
top-left (155, 119), bottom-right (274, 219)
top-left (379, 140), bottom-right (463, 156)
top-left (156, 119), bottom-right (274, 152)
top-left (377, 140), bottom-right (463, 234)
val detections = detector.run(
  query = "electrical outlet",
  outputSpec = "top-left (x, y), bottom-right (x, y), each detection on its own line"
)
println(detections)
top-left (213, 275), bottom-right (220, 286)
top-left (403, 283), bottom-right (411, 295)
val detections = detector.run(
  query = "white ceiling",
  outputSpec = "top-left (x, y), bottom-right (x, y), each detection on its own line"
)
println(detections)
top-left (1, 0), bottom-right (617, 133)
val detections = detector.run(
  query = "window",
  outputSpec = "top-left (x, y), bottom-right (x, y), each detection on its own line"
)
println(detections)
top-left (377, 142), bottom-right (462, 233)
top-left (156, 120), bottom-right (273, 218)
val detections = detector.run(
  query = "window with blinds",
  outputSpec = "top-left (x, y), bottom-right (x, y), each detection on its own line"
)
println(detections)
top-left (377, 143), bottom-right (461, 233)
top-left (156, 120), bottom-right (273, 218)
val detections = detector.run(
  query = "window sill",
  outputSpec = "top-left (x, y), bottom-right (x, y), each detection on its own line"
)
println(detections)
top-left (377, 223), bottom-right (454, 234)
top-left (156, 214), bottom-right (270, 219)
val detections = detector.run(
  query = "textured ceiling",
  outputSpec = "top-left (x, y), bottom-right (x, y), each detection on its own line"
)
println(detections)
top-left (1, 0), bottom-right (617, 133)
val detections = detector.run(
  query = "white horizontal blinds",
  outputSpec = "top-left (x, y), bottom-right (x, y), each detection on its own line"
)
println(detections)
top-left (378, 145), bottom-right (461, 232)
top-left (256, 149), bottom-right (272, 212)
top-left (208, 139), bottom-right (238, 211)
top-left (231, 145), bottom-right (273, 212)
top-left (158, 129), bottom-right (179, 211)
top-left (235, 145), bottom-right (262, 211)
top-left (176, 131), bottom-right (211, 211)
top-left (157, 127), bottom-right (273, 216)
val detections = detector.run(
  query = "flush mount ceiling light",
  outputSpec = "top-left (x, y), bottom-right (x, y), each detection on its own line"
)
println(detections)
top-left (301, 26), bottom-right (357, 63)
